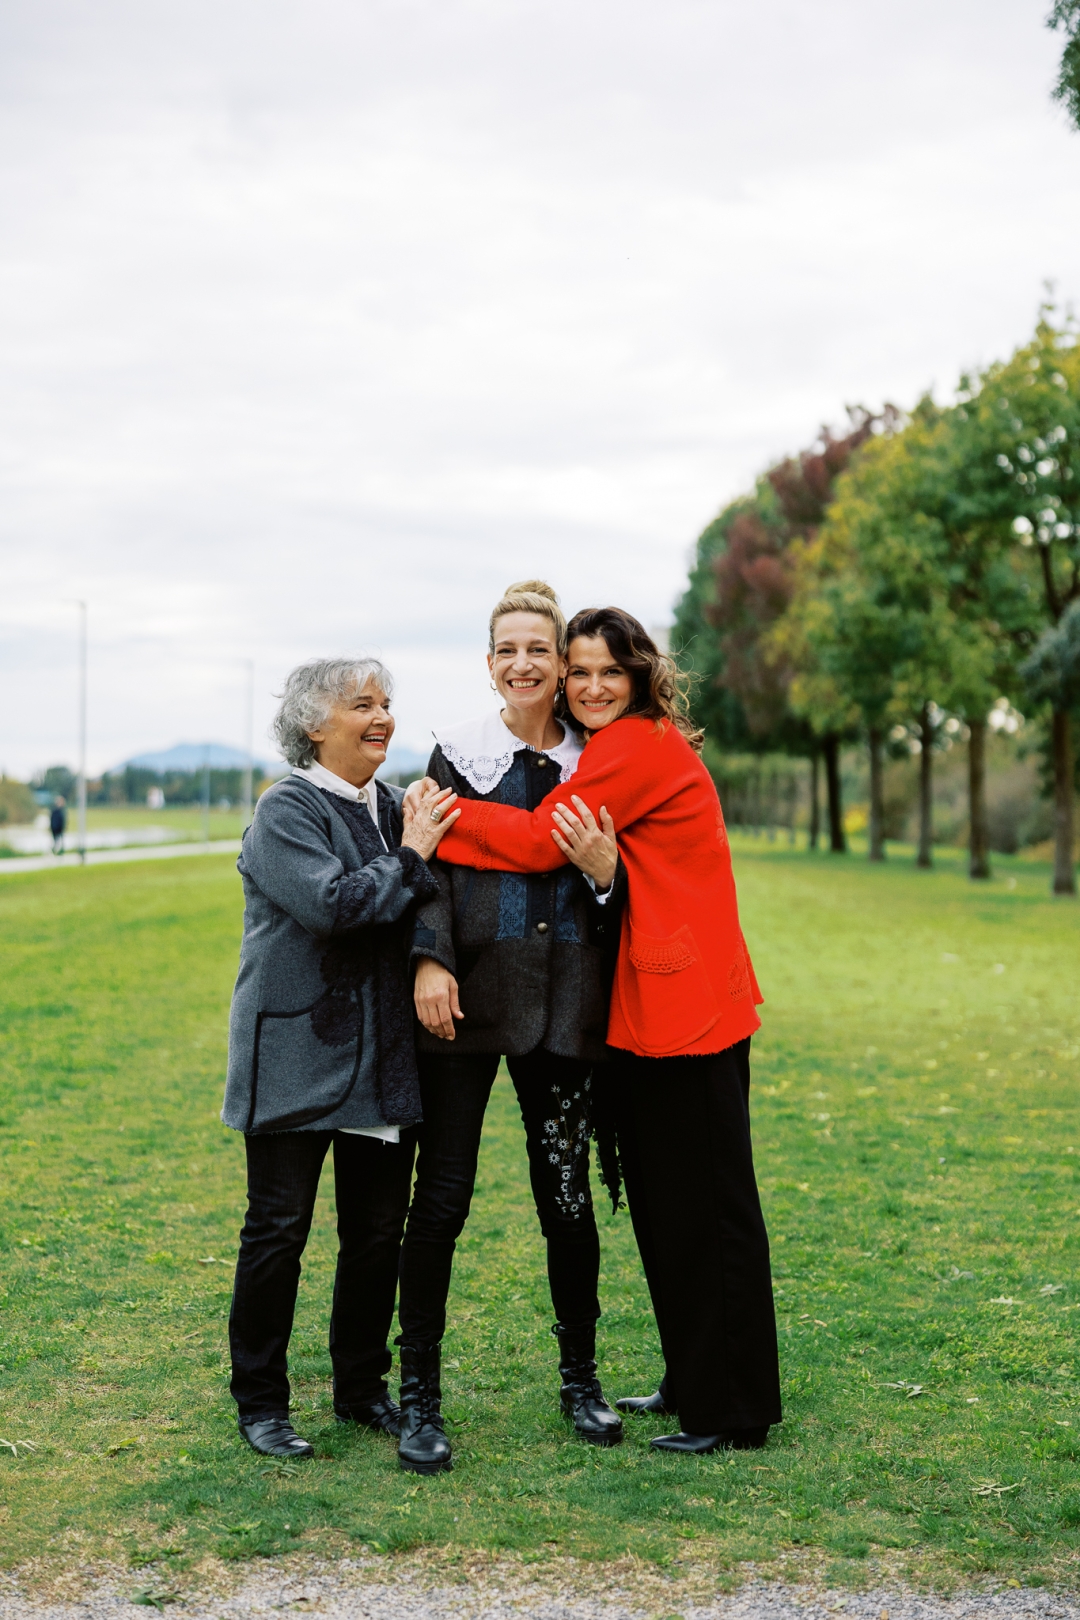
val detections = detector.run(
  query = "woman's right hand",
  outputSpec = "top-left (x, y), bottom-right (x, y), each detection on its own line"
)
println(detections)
top-left (414, 956), bottom-right (463, 1040)
top-left (400, 783), bottom-right (460, 860)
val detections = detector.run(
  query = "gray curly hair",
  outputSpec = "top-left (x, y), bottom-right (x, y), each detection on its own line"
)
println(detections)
top-left (272, 657), bottom-right (394, 769)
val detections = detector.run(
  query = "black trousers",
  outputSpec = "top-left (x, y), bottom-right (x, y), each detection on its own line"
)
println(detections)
top-left (610, 1038), bottom-right (782, 1436)
top-left (228, 1128), bottom-right (417, 1421)
top-left (397, 1048), bottom-right (600, 1345)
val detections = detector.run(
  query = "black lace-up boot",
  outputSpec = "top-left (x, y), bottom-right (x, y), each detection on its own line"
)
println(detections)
top-left (552, 1322), bottom-right (623, 1447)
top-left (397, 1343), bottom-right (453, 1474)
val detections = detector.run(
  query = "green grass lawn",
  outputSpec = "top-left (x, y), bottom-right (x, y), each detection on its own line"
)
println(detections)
top-left (81, 806), bottom-right (247, 840)
top-left (1, 840), bottom-right (1078, 1587)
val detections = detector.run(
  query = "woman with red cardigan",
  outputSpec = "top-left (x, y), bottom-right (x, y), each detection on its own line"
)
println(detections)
top-left (433, 606), bottom-right (782, 1453)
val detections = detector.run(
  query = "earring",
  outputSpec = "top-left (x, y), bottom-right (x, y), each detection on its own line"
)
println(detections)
top-left (490, 680), bottom-right (498, 692)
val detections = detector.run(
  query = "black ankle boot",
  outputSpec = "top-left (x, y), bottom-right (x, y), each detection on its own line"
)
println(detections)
top-left (397, 1343), bottom-right (452, 1474)
top-left (552, 1322), bottom-right (623, 1447)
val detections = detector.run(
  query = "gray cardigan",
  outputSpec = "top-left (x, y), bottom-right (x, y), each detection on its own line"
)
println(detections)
top-left (222, 774), bottom-right (439, 1134)
top-left (410, 744), bottom-right (624, 1062)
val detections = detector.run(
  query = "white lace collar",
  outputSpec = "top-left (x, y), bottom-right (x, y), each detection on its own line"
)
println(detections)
top-left (433, 709), bottom-right (583, 796)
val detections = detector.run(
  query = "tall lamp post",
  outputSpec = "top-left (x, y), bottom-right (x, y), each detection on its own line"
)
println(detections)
top-left (243, 659), bottom-right (254, 830)
top-left (201, 744), bottom-right (211, 845)
top-left (75, 600), bottom-right (87, 864)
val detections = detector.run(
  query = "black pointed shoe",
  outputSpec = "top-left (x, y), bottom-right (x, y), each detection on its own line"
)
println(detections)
top-left (650, 1426), bottom-right (770, 1455)
top-left (334, 1394), bottom-right (401, 1436)
top-left (617, 1371), bottom-right (676, 1417)
top-left (397, 1343), bottom-right (453, 1474)
top-left (552, 1322), bottom-right (623, 1447)
top-left (239, 1417), bottom-right (315, 1459)
top-left (615, 1391), bottom-right (677, 1416)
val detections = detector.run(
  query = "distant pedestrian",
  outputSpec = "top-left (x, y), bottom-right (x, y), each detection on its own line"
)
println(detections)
top-left (49, 796), bottom-right (66, 855)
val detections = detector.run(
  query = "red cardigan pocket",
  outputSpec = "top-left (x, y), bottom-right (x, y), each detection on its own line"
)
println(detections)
top-left (620, 923), bottom-right (721, 1055)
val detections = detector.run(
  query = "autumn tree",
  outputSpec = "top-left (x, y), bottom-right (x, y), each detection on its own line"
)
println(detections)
top-left (673, 411), bottom-right (883, 851)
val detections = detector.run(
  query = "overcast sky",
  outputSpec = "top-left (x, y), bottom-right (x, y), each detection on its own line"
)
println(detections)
top-left (1, 0), bottom-right (1078, 776)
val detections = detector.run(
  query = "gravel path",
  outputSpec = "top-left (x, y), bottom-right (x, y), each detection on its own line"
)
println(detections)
top-left (1, 1567), bottom-right (1078, 1620)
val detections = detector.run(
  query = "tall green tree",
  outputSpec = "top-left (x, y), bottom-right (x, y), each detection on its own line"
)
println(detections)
top-left (868, 397), bottom-right (1032, 879)
top-left (1049, 0), bottom-right (1080, 130)
top-left (776, 423), bottom-right (972, 864)
top-left (951, 310), bottom-right (1080, 893)
top-left (1021, 601), bottom-right (1080, 886)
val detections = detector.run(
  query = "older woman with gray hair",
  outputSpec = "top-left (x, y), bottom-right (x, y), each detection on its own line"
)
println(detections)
top-left (222, 656), bottom-right (458, 1459)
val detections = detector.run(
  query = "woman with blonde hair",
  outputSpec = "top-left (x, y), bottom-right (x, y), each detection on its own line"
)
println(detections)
top-left (434, 606), bottom-right (782, 1456)
top-left (394, 581), bottom-right (624, 1474)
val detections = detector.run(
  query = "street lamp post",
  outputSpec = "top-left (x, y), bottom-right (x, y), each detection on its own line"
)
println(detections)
top-left (243, 659), bottom-right (254, 830)
top-left (201, 745), bottom-right (211, 844)
top-left (75, 601), bottom-right (87, 864)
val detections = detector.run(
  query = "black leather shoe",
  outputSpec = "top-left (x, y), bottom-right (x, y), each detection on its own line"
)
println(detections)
top-left (650, 1426), bottom-right (769, 1455)
top-left (552, 1322), bottom-right (623, 1447)
top-left (397, 1343), bottom-right (452, 1474)
top-left (239, 1417), bottom-right (314, 1459)
top-left (615, 1391), bottom-right (677, 1416)
top-left (334, 1395), bottom-right (401, 1436)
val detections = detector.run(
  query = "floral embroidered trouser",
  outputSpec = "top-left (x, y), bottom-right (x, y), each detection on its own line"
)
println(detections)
top-left (397, 1046), bottom-right (600, 1345)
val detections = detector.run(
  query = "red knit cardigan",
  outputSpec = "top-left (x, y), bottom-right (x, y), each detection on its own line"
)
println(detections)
top-left (436, 715), bottom-right (762, 1058)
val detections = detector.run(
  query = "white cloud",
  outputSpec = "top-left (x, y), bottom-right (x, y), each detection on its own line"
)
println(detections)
top-left (0, 0), bottom-right (1077, 773)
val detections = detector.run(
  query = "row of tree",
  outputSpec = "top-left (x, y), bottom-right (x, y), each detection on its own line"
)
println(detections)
top-left (673, 304), bottom-right (1080, 894)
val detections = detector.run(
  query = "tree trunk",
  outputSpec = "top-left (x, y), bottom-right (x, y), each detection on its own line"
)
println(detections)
top-left (824, 733), bottom-right (846, 852)
top-left (917, 701), bottom-right (933, 869)
top-left (1052, 707), bottom-right (1077, 896)
top-left (809, 751), bottom-right (820, 851)
top-left (868, 728), bottom-right (886, 861)
top-left (968, 716), bottom-right (990, 881)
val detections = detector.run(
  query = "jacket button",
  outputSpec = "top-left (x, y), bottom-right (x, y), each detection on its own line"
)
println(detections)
top-left (535, 921), bottom-right (549, 933)
top-left (535, 755), bottom-right (548, 767)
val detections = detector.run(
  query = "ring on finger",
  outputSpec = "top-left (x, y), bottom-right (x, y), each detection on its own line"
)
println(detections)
top-left (429, 806), bottom-right (444, 823)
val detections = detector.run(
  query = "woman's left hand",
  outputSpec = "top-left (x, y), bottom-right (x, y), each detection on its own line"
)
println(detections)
top-left (550, 795), bottom-right (617, 891)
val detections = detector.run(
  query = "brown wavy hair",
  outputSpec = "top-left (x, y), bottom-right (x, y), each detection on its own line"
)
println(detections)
top-left (558, 606), bottom-right (704, 752)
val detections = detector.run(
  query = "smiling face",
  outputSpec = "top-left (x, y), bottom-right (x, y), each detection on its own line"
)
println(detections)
top-left (306, 679), bottom-right (396, 787)
top-left (564, 634), bottom-right (635, 732)
top-left (487, 611), bottom-right (566, 718)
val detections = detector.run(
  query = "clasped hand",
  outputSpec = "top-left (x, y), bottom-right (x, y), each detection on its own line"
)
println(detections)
top-left (404, 777), bottom-right (617, 890)
top-left (399, 781), bottom-right (459, 860)
top-left (407, 780), bottom-right (618, 1044)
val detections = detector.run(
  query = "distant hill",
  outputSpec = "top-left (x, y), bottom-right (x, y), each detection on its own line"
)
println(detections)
top-left (114, 742), bottom-right (277, 774)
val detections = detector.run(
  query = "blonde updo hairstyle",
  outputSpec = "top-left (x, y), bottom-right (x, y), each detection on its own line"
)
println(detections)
top-left (488, 580), bottom-right (568, 657)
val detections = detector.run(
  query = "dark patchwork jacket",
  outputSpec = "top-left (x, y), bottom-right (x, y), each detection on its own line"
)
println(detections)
top-left (410, 744), bottom-right (624, 1061)
top-left (222, 775), bottom-right (438, 1134)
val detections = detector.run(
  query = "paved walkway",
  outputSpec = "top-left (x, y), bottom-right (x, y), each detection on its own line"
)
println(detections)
top-left (0, 841), bottom-right (241, 876)
top-left (0, 1570), bottom-right (1076, 1620)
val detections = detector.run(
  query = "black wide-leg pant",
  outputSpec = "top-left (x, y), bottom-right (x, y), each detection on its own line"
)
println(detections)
top-left (609, 1038), bottom-right (782, 1436)
top-left (397, 1047), bottom-right (601, 1345)
top-left (228, 1128), bottom-right (417, 1422)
